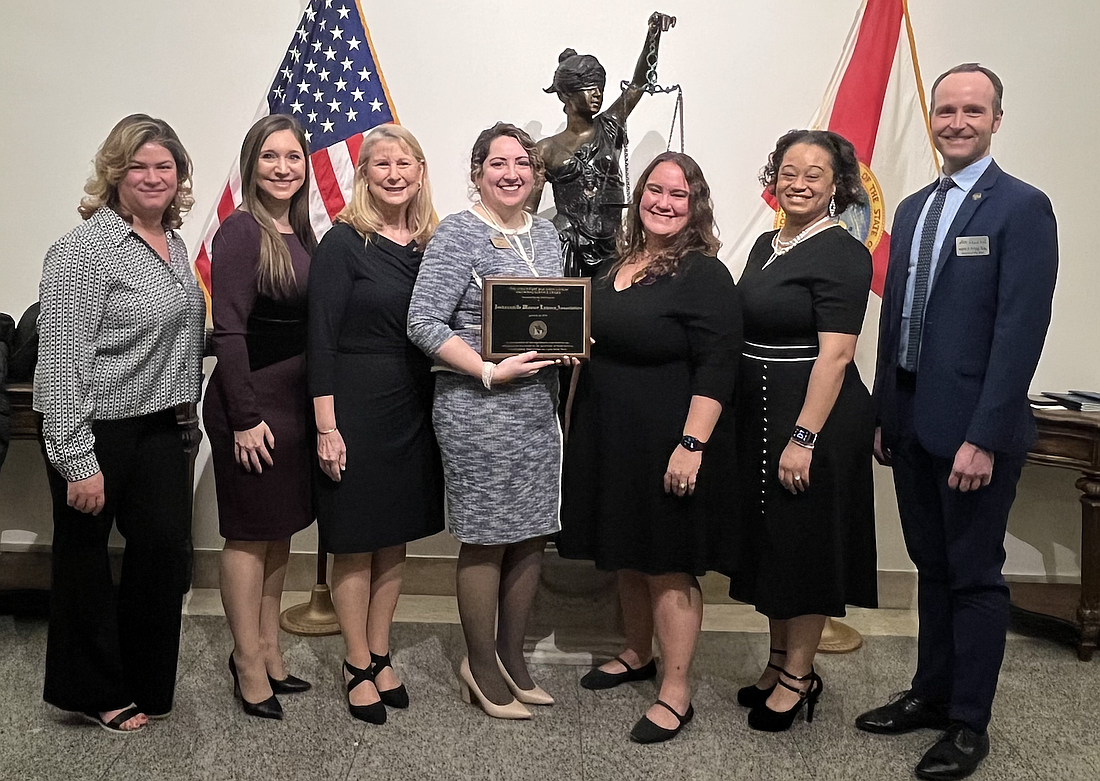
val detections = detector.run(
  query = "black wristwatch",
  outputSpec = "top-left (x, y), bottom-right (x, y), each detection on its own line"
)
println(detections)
top-left (680, 435), bottom-right (706, 452)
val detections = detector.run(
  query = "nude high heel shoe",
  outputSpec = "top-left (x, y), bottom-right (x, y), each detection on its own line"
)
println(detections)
top-left (497, 655), bottom-right (554, 706)
top-left (458, 658), bottom-right (532, 720)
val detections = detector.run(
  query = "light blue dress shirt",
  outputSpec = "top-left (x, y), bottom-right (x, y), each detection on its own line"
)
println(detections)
top-left (898, 155), bottom-right (993, 368)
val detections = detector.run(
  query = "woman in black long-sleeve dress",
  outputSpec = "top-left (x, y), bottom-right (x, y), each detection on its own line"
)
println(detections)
top-left (308, 125), bottom-right (444, 725)
top-left (205, 115), bottom-right (317, 720)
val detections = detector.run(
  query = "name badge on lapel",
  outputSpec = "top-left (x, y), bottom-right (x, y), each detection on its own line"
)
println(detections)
top-left (955, 236), bottom-right (990, 257)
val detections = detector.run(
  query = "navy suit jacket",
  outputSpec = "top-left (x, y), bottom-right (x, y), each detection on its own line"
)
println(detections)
top-left (873, 161), bottom-right (1058, 459)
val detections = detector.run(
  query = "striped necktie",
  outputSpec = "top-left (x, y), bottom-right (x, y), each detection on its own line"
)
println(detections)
top-left (904, 176), bottom-right (956, 371)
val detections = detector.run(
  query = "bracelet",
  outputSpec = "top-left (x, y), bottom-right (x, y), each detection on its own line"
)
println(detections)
top-left (481, 361), bottom-right (495, 391)
top-left (318, 426), bottom-right (337, 435)
top-left (790, 425), bottom-right (817, 449)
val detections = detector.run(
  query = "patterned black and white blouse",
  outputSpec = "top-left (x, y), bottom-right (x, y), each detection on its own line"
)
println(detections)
top-left (33, 207), bottom-right (206, 481)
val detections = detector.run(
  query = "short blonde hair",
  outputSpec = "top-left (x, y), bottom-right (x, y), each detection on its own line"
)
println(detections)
top-left (78, 114), bottom-right (194, 228)
top-left (335, 124), bottom-right (437, 248)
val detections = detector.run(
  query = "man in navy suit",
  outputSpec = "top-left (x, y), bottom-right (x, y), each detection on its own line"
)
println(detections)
top-left (856, 64), bottom-right (1058, 780)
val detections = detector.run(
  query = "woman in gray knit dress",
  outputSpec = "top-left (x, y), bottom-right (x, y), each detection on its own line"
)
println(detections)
top-left (408, 123), bottom-right (564, 720)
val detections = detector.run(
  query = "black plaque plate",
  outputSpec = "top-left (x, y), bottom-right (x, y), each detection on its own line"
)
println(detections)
top-left (481, 277), bottom-right (591, 360)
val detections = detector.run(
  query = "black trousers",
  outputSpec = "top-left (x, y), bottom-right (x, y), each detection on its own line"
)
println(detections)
top-left (891, 374), bottom-right (1025, 732)
top-left (43, 409), bottom-right (193, 716)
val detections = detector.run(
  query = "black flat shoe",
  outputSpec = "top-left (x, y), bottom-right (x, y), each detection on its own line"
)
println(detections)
top-left (268, 673), bottom-right (312, 695)
top-left (747, 668), bottom-right (822, 732)
top-left (344, 660), bottom-right (386, 724)
top-left (580, 655), bottom-right (657, 690)
top-left (855, 690), bottom-right (950, 734)
top-left (630, 700), bottom-right (694, 744)
top-left (229, 656), bottom-right (283, 720)
top-left (736, 647), bottom-right (786, 708)
top-left (915, 723), bottom-right (990, 780)
top-left (371, 651), bottom-right (409, 709)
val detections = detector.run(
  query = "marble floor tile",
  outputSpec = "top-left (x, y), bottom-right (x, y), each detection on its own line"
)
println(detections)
top-left (2, 610), bottom-right (1100, 780)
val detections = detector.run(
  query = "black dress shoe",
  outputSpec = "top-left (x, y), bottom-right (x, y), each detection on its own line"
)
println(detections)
top-left (229, 656), bottom-right (283, 721)
top-left (580, 656), bottom-right (657, 690)
top-left (629, 700), bottom-right (693, 744)
top-left (855, 690), bottom-right (950, 734)
top-left (268, 673), bottom-right (312, 694)
top-left (915, 723), bottom-right (990, 780)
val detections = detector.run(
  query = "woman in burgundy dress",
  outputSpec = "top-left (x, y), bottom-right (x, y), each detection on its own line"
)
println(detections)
top-left (204, 115), bottom-right (317, 720)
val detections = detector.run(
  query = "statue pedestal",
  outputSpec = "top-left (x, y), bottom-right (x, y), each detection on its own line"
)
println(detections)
top-left (526, 551), bottom-right (624, 665)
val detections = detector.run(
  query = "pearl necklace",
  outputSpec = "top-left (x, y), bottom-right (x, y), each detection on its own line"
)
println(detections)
top-left (474, 201), bottom-right (538, 276)
top-left (763, 215), bottom-right (837, 269)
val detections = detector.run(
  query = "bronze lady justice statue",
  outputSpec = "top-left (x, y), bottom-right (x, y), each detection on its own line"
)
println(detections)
top-left (528, 12), bottom-right (676, 277)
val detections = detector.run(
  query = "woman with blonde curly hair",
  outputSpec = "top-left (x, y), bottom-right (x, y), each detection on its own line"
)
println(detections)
top-left (35, 114), bottom-right (205, 733)
top-left (309, 124), bottom-right (444, 724)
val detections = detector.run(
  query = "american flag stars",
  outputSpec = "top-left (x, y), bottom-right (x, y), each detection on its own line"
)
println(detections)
top-left (267, 1), bottom-right (392, 144)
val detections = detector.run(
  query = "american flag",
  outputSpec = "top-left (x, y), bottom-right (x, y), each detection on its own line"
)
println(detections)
top-left (193, 0), bottom-right (398, 304)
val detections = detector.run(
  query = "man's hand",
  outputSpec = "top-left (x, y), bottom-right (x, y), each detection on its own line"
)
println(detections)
top-left (948, 441), bottom-right (994, 492)
top-left (873, 426), bottom-right (892, 467)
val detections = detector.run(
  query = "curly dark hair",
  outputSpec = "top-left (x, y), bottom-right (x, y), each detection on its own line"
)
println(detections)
top-left (609, 151), bottom-right (721, 283)
top-left (469, 122), bottom-right (545, 196)
top-left (759, 129), bottom-right (865, 214)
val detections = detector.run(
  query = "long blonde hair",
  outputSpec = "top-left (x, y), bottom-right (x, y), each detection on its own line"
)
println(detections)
top-left (238, 115), bottom-right (317, 299)
top-left (336, 124), bottom-right (437, 248)
top-left (79, 114), bottom-right (194, 228)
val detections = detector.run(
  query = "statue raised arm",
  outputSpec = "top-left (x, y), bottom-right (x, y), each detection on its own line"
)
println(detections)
top-left (529, 12), bottom-right (676, 277)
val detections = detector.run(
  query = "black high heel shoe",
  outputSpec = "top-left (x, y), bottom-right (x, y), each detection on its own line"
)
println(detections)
top-left (268, 673), bottom-right (312, 695)
top-left (228, 655), bottom-right (283, 720)
top-left (736, 647), bottom-right (786, 708)
top-left (371, 652), bottom-right (409, 709)
top-left (747, 667), bottom-right (822, 732)
top-left (343, 660), bottom-right (387, 724)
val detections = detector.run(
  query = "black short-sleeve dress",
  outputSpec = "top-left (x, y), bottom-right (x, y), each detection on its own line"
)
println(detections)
top-left (307, 224), bottom-right (444, 553)
top-left (558, 252), bottom-right (742, 575)
top-left (726, 227), bottom-right (877, 618)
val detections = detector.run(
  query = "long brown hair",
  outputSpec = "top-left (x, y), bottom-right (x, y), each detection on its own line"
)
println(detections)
top-left (610, 151), bottom-right (720, 283)
top-left (238, 115), bottom-right (317, 299)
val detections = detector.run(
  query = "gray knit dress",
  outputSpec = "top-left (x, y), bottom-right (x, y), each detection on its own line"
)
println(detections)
top-left (407, 208), bottom-right (564, 545)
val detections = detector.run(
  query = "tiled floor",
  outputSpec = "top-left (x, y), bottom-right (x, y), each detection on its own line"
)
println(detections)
top-left (1, 591), bottom-right (1097, 781)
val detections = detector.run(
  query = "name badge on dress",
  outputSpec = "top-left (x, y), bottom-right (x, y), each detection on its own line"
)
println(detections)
top-left (490, 233), bottom-right (512, 249)
top-left (955, 236), bottom-right (990, 256)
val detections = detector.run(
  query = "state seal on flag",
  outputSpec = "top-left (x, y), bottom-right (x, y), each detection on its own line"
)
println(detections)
top-left (838, 162), bottom-right (886, 254)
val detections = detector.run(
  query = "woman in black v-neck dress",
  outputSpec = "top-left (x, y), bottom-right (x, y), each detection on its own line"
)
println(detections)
top-left (308, 125), bottom-right (444, 725)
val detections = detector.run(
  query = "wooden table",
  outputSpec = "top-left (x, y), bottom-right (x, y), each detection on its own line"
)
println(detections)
top-left (3, 381), bottom-right (201, 486)
top-left (1016, 408), bottom-right (1100, 661)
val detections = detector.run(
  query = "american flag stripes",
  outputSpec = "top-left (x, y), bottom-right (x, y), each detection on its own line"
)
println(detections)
top-left (193, 0), bottom-right (399, 304)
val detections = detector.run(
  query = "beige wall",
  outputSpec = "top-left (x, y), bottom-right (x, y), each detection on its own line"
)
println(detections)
top-left (1, 1), bottom-right (1096, 578)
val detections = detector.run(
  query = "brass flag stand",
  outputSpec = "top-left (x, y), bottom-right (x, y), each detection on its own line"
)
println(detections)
top-left (279, 546), bottom-right (341, 636)
top-left (818, 617), bottom-right (864, 653)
